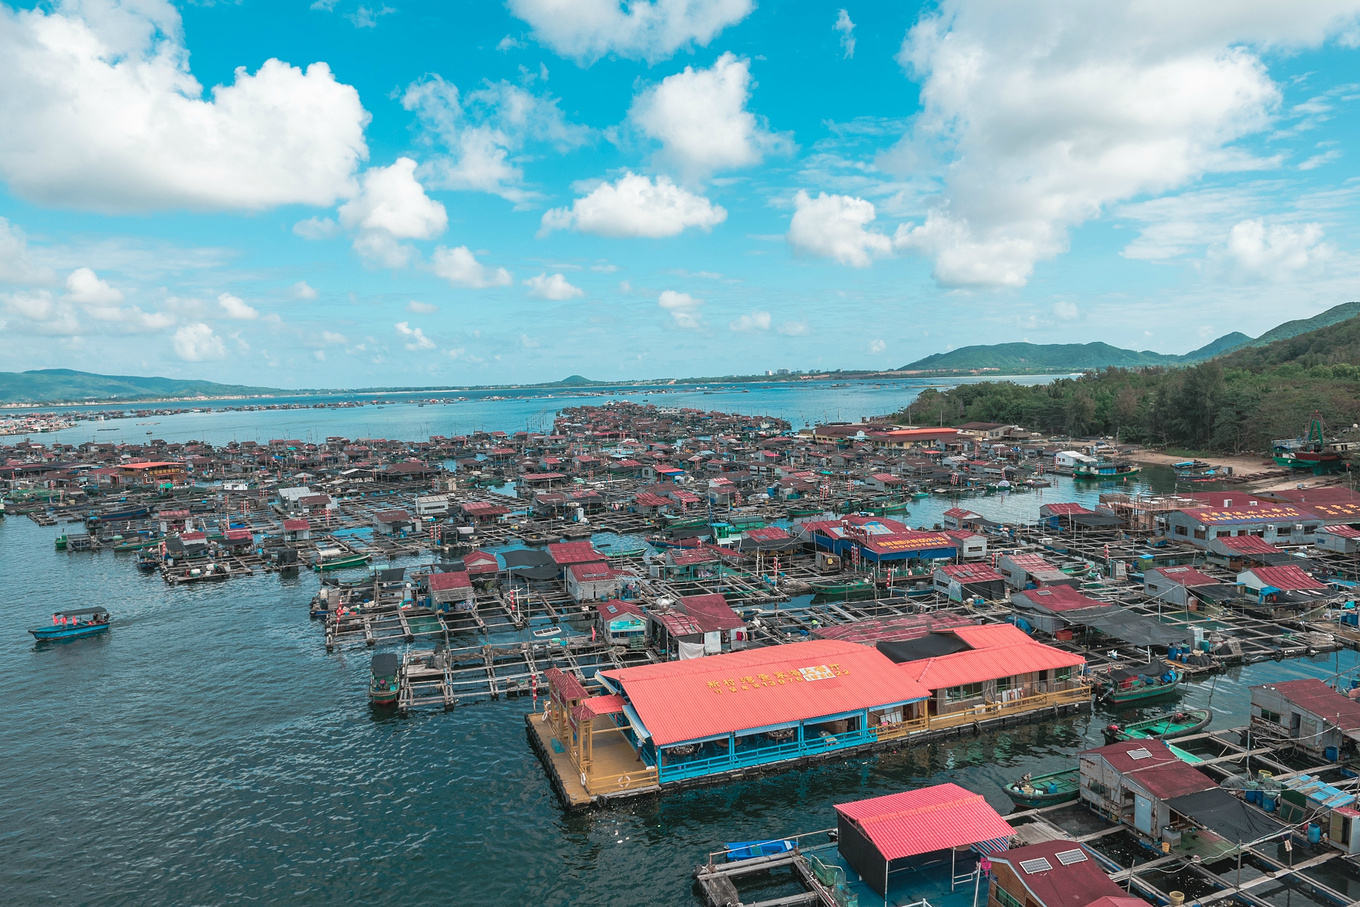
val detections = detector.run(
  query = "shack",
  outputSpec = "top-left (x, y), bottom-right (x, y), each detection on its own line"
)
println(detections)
top-left (596, 600), bottom-right (647, 646)
top-left (1250, 678), bottom-right (1360, 758)
top-left (997, 553), bottom-right (1079, 590)
top-left (566, 562), bottom-right (627, 603)
top-left (987, 841), bottom-right (1139, 907)
top-left (429, 570), bottom-right (474, 610)
top-left (647, 593), bottom-right (746, 659)
top-left (1009, 586), bottom-right (1110, 635)
top-left (1316, 524), bottom-right (1360, 554)
top-left (1144, 565), bottom-right (1225, 608)
top-left (1237, 565), bottom-right (1333, 609)
top-left (834, 783), bottom-right (1014, 897)
top-left (932, 563), bottom-right (1007, 602)
top-left (1079, 739), bottom-right (1216, 842)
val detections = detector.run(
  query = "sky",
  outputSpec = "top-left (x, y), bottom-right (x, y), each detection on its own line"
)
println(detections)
top-left (2, 1), bottom-right (1360, 388)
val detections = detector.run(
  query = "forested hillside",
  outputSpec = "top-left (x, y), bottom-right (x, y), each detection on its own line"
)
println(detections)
top-left (895, 314), bottom-right (1360, 453)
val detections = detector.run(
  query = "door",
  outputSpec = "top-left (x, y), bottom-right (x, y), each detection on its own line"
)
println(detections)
top-left (1134, 795), bottom-right (1153, 834)
top-left (1290, 712), bottom-right (1302, 739)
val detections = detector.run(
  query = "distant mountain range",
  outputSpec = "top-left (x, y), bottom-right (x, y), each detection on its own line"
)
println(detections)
top-left (900, 301), bottom-right (1360, 372)
top-left (0, 369), bottom-right (283, 404)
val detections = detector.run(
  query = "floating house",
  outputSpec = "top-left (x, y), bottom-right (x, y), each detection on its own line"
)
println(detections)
top-left (1009, 585), bottom-right (1110, 635)
top-left (1316, 524), bottom-right (1360, 554)
top-left (997, 553), bottom-right (1079, 590)
top-left (1143, 565), bottom-right (1224, 608)
top-left (428, 570), bottom-right (474, 610)
top-left (647, 593), bottom-right (747, 659)
top-left (566, 561), bottom-right (627, 603)
top-left (892, 624), bottom-right (1089, 723)
top-left (1079, 739), bottom-right (1216, 842)
top-left (932, 563), bottom-right (1007, 601)
top-left (372, 508), bottom-right (414, 537)
top-left (943, 529), bottom-right (988, 559)
top-left (1250, 678), bottom-right (1360, 758)
top-left (834, 783), bottom-right (1014, 897)
top-left (987, 840), bottom-right (1145, 907)
top-left (1165, 503), bottom-right (1322, 549)
top-left (803, 516), bottom-right (957, 565)
top-left (596, 600), bottom-right (646, 646)
top-left (1237, 565), bottom-right (1333, 609)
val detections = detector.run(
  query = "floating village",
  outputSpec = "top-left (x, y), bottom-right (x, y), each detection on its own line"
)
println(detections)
top-left (11, 400), bottom-right (1360, 907)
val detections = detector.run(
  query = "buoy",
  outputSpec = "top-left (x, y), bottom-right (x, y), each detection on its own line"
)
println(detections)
top-left (1169, 892), bottom-right (1185, 906)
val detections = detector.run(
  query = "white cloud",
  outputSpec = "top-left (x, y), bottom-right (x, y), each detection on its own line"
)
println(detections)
top-left (541, 172), bottom-right (726, 238)
top-left (338, 157), bottom-right (447, 268)
top-left (0, 217), bottom-right (54, 285)
top-left (507, 0), bottom-right (753, 64)
top-left (787, 190), bottom-right (892, 267)
top-left (629, 53), bottom-right (790, 181)
top-left (403, 75), bottom-right (590, 204)
top-left (1210, 219), bottom-right (1332, 281)
top-left (429, 246), bottom-right (512, 288)
top-left (658, 289), bottom-right (704, 329)
top-left (834, 9), bottom-right (856, 58)
top-left (868, 338), bottom-right (886, 354)
top-left (778, 320), bottom-right (809, 336)
top-left (291, 281), bottom-right (318, 300)
top-left (497, 35), bottom-right (523, 52)
top-left (406, 300), bottom-right (438, 314)
top-left (524, 272), bottom-right (585, 300)
top-left (173, 323), bottom-right (225, 360)
top-left (320, 330), bottom-right (347, 344)
top-left (65, 268), bottom-right (123, 305)
top-left (0, 2), bottom-right (369, 212)
top-left (885, 1), bottom-right (1360, 288)
top-left (395, 320), bottom-right (436, 350)
top-left (1053, 300), bottom-right (1080, 321)
top-left (313, 349), bottom-right (326, 361)
top-left (347, 4), bottom-right (394, 28)
top-left (729, 311), bottom-right (771, 332)
top-left (293, 217), bottom-right (339, 240)
top-left (217, 292), bottom-right (258, 320)
top-left (1300, 149), bottom-right (1343, 170)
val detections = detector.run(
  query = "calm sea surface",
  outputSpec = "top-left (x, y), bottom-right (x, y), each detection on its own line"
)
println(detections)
top-left (3, 384), bottom-right (1353, 905)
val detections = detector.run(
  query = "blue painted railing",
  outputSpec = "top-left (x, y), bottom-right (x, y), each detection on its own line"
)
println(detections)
top-left (658, 729), bottom-right (872, 782)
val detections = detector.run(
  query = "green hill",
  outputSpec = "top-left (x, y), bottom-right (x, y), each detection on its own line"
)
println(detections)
top-left (895, 306), bottom-right (1360, 453)
top-left (898, 304), bottom-right (1360, 373)
top-left (902, 333), bottom-right (1249, 372)
top-left (0, 369), bottom-right (283, 404)
top-left (1248, 301), bottom-right (1360, 347)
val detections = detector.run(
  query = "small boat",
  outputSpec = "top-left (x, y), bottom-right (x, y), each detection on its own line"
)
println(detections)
top-left (1172, 460), bottom-right (1223, 482)
top-left (312, 549), bottom-right (371, 571)
top-left (810, 578), bottom-right (875, 598)
top-left (30, 607), bottom-right (111, 642)
top-left (1073, 459), bottom-right (1139, 480)
top-left (1103, 708), bottom-right (1212, 744)
top-left (533, 626), bottom-right (562, 638)
top-left (1099, 665), bottom-right (1181, 703)
top-left (725, 840), bottom-right (796, 861)
top-left (368, 652), bottom-right (400, 706)
top-left (135, 551), bottom-right (161, 572)
top-left (1004, 768), bottom-right (1079, 809)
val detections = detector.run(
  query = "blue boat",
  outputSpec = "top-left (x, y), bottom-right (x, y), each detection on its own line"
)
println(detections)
top-left (29, 607), bottom-right (111, 642)
top-left (724, 839), bottom-right (796, 861)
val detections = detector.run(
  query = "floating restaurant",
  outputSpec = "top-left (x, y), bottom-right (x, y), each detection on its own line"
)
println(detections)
top-left (529, 632), bottom-right (1090, 806)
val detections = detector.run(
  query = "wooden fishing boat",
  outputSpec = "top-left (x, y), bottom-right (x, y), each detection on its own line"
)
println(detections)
top-left (1099, 665), bottom-right (1181, 703)
top-left (1073, 459), bottom-right (1139, 480)
top-left (1103, 708), bottom-right (1212, 744)
top-left (1004, 768), bottom-right (1079, 809)
top-left (312, 549), bottom-right (370, 571)
top-left (30, 607), bottom-right (110, 642)
top-left (135, 551), bottom-right (161, 572)
top-left (368, 652), bottom-right (400, 706)
top-left (810, 578), bottom-right (875, 599)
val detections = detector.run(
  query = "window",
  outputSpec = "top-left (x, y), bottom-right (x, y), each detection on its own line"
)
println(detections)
top-left (1056, 667), bottom-right (1072, 682)
top-left (946, 682), bottom-right (986, 702)
top-left (1193, 528), bottom-right (1207, 540)
top-left (994, 885), bottom-right (1024, 907)
top-left (1259, 708), bottom-right (1282, 725)
top-left (1174, 525), bottom-right (1188, 536)
top-left (996, 676), bottom-right (1015, 692)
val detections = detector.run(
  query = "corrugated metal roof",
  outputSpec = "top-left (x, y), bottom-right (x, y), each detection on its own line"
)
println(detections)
top-left (600, 640), bottom-right (929, 747)
top-left (1013, 586), bottom-right (1109, 613)
top-left (1243, 565), bottom-right (1327, 591)
top-left (1213, 535), bottom-right (1281, 554)
top-left (905, 641), bottom-right (1085, 690)
top-left (547, 541), bottom-right (602, 565)
top-left (1182, 504), bottom-right (1315, 526)
top-left (429, 571), bottom-right (471, 591)
top-left (834, 783), bottom-right (1013, 860)
top-left (1253, 679), bottom-right (1360, 731)
top-left (989, 841), bottom-right (1130, 907)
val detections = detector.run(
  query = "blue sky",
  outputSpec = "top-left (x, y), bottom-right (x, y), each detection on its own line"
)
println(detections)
top-left (2, 1), bottom-right (1360, 387)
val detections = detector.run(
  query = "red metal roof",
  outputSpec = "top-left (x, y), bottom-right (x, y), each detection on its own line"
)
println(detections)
top-left (1040, 503), bottom-right (1093, 516)
top-left (1015, 586), bottom-right (1109, 613)
top-left (1182, 504), bottom-right (1315, 526)
top-left (1148, 566), bottom-right (1219, 587)
top-left (543, 667), bottom-right (588, 702)
top-left (600, 640), bottom-right (929, 747)
top-left (569, 562), bottom-right (618, 583)
top-left (834, 783), bottom-right (1014, 861)
top-left (1082, 738), bottom-right (1179, 773)
top-left (949, 624), bottom-right (1034, 649)
top-left (1124, 758), bottom-right (1216, 800)
top-left (1252, 679), bottom-right (1360, 731)
top-left (1322, 525), bottom-right (1360, 538)
top-left (904, 641), bottom-right (1085, 690)
top-left (1213, 535), bottom-right (1281, 555)
top-left (463, 550), bottom-right (500, 574)
top-left (1244, 565), bottom-right (1327, 591)
top-left (282, 518), bottom-right (309, 531)
top-left (680, 593), bottom-right (744, 631)
top-left (429, 571), bottom-right (472, 591)
top-left (989, 841), bottom-right (1130, 907)
top-left (573, 694), bottom-right (626, 721)
top-left (744, 526), bottom-right (791, 541)
top-left (548, 541), bottom-right (602, 565)
top-left (936, 563), bottom-right (1005, 583)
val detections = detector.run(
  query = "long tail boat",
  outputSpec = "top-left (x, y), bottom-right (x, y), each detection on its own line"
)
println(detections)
top-left (1102, 708), bottom-right (1212, 744)
top-left (1004, 769), bottom-right (1080, 809)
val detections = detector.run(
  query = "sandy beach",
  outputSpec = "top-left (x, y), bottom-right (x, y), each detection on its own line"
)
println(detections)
top-left (1125, 447), bottom-right (1348, 493)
